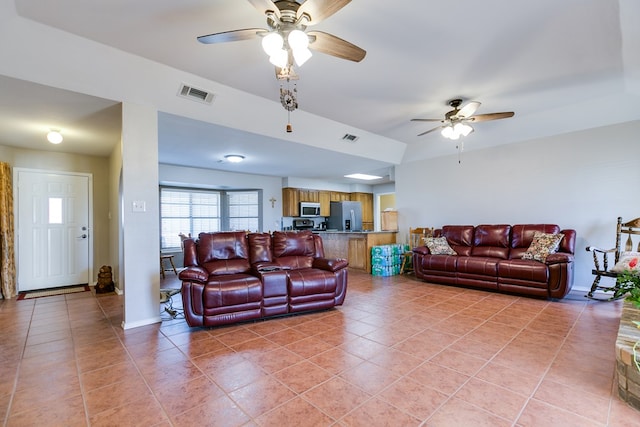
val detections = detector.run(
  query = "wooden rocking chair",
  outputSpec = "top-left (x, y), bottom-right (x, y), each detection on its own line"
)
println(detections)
top-left (585, 216), bottom-right (640, 300)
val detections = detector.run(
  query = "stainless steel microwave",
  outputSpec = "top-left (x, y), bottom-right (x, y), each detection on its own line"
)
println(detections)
top-left (300, 202), bottom-right (321, 217)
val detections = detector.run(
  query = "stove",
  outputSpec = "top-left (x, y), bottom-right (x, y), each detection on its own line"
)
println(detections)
top-left (292, 218), bottom-right (314, 230)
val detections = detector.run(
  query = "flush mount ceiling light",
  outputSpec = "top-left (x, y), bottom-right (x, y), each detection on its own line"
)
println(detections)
top-left (224, 154), bottom-right (245, 163)
top-left (47, 130), bottom-right (63, 144)
top-left (344, 173), bottom-right (382, 181)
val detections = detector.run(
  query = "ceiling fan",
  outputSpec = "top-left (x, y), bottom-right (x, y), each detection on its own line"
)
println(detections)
top-left (197, 0), bottom-right (366, 69)
top-left (412, 99), bottom-right (515, 139)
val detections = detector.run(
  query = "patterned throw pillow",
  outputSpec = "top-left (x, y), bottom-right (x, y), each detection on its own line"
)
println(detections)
top-left (522, 231), bottom-right (564, 262)
top-left (424, 237), bottom-right (457, 255)
top-left (611, 252), bottom-right (640, 273)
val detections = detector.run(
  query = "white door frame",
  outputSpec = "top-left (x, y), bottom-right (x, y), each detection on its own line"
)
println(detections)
top-left (13, 168), bottom-right (94, 291)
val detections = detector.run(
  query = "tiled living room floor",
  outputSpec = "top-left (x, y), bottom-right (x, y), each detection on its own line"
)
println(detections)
top-left (1, 270), bottom-right (638, 426)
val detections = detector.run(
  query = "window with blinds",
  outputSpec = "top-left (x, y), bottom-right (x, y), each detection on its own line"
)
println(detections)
top-left (160, 187), bottom-right (261, 250)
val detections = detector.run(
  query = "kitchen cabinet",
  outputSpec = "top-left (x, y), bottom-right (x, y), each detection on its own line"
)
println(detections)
top-left (319, 231), bottom-right (397, 273)
top-left (330, 191), bottom-right (351, 202)
top-left (282, 187), bottom-right (300, 217)
top-left (350, 192), bottom-right (373, 231)
top-left (299, 189), bottom-right (319, 203)
top-left (282, 188), bottom-right (373, 225)
top-left (319, 191), bottom-right (331, 217)
top-left (347, 237), bottom-right (367, 270)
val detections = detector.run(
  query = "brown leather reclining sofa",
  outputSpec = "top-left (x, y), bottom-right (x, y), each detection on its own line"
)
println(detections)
top-left (179, 230), bottom-right (348, 327)
top-left (412, 224), bottom-right (576, 299)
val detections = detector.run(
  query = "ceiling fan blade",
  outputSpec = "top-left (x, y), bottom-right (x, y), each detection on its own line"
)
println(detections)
top-left (411, 118), bottom-right (444, 122)
top-left (469, 112), bottom-right (515, 122)
top-left (297, 0), bottom-right (351, 25)
top-left (307, 31), bottom-right (366, 62)
top-left (417, 126), bottom-right (443, 137)
top-left (197, 28), bottom-right (267, 44)
top-left (457, 101), bottom-right (481, 118)
top-left (247, 0), bottom-right (281, 19)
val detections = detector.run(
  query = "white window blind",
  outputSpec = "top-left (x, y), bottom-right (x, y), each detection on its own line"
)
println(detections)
top-left (160, 187), bottom-right (261, 250)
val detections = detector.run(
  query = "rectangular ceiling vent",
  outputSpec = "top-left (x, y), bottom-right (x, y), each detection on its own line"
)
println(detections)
top-left (178, 83), bottom-right (215, 105)
top-left (342, 133), bottom-right (359, 143)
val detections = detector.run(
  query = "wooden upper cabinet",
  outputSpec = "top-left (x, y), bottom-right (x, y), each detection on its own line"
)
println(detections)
top-left (299, 189), bottom-right (319, 203)
top-left (282, 188), bottom-right (300, 217)
top-left (319, 191), bottom-right (331, 217)
top-left (350, 192), bottom-right (373, 223)
top-left (330, 191), bottom-right (351, 202)
top-left (282, 188), bottom-right (373, 223)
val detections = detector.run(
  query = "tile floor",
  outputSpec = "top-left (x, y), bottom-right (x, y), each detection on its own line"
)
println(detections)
top-left (1, 270), bottom-right (639, 426)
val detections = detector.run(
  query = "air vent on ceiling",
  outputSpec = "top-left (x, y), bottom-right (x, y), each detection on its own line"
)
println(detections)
top-left (178, 83), bottom-right (215, 104)
top-left (342, 133), bottom-right (359, 143)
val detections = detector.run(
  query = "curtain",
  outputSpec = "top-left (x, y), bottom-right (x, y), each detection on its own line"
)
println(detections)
top-left (0, 162), bottom-right (16, 299)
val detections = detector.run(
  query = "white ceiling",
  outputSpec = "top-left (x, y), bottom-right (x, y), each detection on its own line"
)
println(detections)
top-left (3, 0), bottom-right (640, 184)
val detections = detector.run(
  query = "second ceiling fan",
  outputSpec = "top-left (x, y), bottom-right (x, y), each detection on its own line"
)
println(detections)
top-left (412, 99), bottom-right (514, 140)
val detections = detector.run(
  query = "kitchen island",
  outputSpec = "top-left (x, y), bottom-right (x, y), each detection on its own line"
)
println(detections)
top-left (314, 231), bottom-right (397, 273)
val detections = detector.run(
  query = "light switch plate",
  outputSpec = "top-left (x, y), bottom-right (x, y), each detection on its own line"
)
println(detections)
top-left (132, 200), bottom-right (146, 212)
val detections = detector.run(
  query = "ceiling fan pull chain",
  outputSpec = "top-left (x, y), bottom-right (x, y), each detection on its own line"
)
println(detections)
top-left (457, 141), bottom-right (464, 164)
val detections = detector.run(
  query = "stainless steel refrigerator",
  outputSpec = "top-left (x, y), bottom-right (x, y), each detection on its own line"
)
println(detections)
top-left (328, 201), bottom-right (362, 232)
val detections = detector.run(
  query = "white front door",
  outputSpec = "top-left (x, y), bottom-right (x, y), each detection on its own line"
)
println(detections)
top-left (16, 169), bottom-right (92, 291)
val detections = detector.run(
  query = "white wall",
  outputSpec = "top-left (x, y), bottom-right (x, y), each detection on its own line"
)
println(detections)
top-left (159, 164), bottom-right (284, 233)
top-left (120, 103), bottom-right (160, 329)
top-left (395, 120), bottom-right (640, 292)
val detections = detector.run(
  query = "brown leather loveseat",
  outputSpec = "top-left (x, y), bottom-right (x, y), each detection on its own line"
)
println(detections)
top-left (412, 224), bottom-right (576, 299)
top-left (179, 230), bottom-right (348, 327)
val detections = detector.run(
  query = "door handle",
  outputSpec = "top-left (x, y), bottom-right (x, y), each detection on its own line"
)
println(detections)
top-left (78, 234), bottom-right (87, 239)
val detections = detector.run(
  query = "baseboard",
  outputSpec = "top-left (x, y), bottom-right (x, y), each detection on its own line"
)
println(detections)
top-left (121, 316), bottom-right (162, 330)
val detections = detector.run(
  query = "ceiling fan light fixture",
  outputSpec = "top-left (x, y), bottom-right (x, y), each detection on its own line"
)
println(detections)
top-left (269, 49), bottom-right (289, 68)
top-left (441, 126), bottom-right (454, 139)
top-left (262, 32), bottom-right (284, 56)
top-left (454, 122), bottom-right (473, 137)
top-left (47, 130), bottom-right (63, 144)
top-left (288, 29), bottom-right (308, 50)
top-left (292, 47), bottom-right (312, 66)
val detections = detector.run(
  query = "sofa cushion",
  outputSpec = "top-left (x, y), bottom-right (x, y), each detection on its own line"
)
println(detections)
top-left (497, 259), bottom-right (550, 286)
top-left (197, 232), bottom-right (251, 275)
top-left (425, 237), bottom-right (457, 255)
top-left (273, 231), bottom-right (315, 269)
top-left (287, 268), bottom-right (338, 297)
top-left (203, 274), bottom-right (262, 311)
top-left (521, 231), bottom-right (564, 262)
top-left (418, 253), bottom-right (458, 272)
top-left (471, 224), bottom-right (511, 259)
top-left (441, 225), bottom-right (475, 256)
top-left (248, 232), bottom-right (273, 264)
top-left (456, 257), bottom-right (499, 276)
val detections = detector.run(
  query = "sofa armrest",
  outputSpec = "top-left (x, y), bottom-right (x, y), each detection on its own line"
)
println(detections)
top-left (413, 246), bottom-right (430, 255)
top-left (545, 253), bottom-right (574, 265)
top-left (313, 257), bottom-right (349, 272)
top-left (178, 266), bottom-right (208, 283)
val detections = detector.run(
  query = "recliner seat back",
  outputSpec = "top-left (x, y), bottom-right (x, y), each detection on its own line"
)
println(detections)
top-left (196, 231), bottom-right (251, 275)
top-left (272, 231), bottom-right (316, 269)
